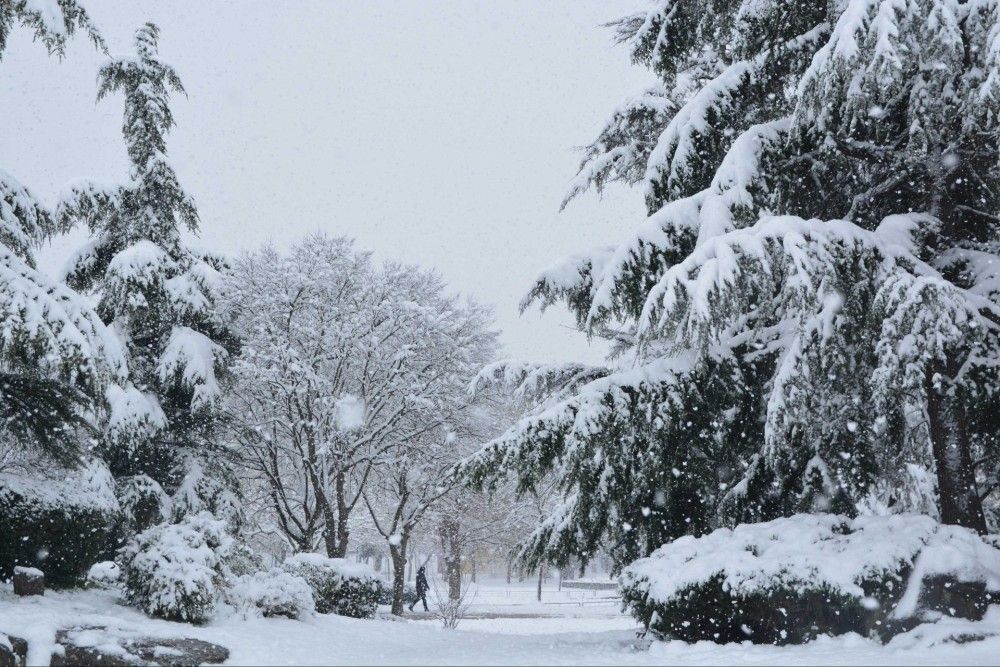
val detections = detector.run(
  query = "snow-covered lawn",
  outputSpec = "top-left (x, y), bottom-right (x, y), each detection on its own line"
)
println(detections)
top-left (4, 581), bottom-right (1000, 665)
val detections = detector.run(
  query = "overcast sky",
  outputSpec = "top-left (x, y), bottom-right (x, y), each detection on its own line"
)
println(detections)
top-left (0, 0), bottom-right (653, 363)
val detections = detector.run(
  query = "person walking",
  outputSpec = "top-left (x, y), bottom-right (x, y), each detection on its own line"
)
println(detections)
top-left (409, 565), bottom-right (429, 612)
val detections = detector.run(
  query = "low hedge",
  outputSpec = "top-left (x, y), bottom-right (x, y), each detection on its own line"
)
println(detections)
top-left (620, 514), bottom-right (1000, 645)
top-left (0, 463), bottom-right (120, 588)
top-left (282, 553), bottom-right (381, 618)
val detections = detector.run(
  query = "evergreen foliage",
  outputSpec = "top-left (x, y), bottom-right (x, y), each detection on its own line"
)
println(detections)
top-left (465, 0), bottom-right (1000, 572)
top-left (58, 23), bottom-right (237, 512)
top-left (0, 1), bottom-right (122, 465)
top-left (118, 511), bottom-right (234, 623)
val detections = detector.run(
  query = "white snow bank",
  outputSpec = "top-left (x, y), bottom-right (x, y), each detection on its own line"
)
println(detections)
top-left (87, 561), bottom-right (121, 585)
top-left (2, 586), bottom-right (1000, 666)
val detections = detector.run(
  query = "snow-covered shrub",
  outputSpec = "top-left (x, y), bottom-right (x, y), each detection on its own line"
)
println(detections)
top-left (0, 462), bottom-right (119, 587)
top-left (228, 568), bottom-right (315, 619)
top-left (377, 582), bottom-right (416, 607)
top-left (281, 554), bottom-right (380, 618)
top-left (621, 514), bottom-right (1000, 645)
top-left (118, 512), bottom-right (233, 623)
top-left (86, 561), bottom-right (121, 587)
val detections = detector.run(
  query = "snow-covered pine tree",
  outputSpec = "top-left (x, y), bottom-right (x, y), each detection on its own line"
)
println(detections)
top-left (57, 23), bottom-right (237, 526)
top-left (464, 0), bottom-right (1000, 571)
top-left (0, 0), bottom-right (122, 464)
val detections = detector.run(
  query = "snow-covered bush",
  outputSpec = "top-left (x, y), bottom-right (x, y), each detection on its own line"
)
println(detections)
top-left (377, 582), bottom-right (416, 607)
top-left (621, 515), bottom-right (1000, 645)
top-left (281, 554), bottom-right (380, 618)
top-left (118, 512), bottom-right (233, 623)
top-left (0, 462), bottom-right (119, 588)
top-left (228, 568), bottom-right (315, 619)
top-left (86, 561), bottom-right (121, 587)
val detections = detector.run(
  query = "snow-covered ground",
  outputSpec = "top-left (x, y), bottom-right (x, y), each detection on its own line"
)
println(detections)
top-left (3, 579), bottom-right (1000, 665)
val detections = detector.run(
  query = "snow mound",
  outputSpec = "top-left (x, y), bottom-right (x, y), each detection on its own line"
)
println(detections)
top-left (87, 561), bottom-right (121, 585)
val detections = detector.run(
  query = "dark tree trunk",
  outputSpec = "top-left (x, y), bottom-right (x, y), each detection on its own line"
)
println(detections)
top-left (389, 537), bottom-right (409, 616)
top-left (536, 563), bottom-right (544, 602)
top-left (926, 358), bottom-right (987, 534)
top-left (447, 557), bottom-right (461, 601)
top-left (328, 472), bottom-right (351, 557)
top-left (438, 517), bottom-right (463, 601)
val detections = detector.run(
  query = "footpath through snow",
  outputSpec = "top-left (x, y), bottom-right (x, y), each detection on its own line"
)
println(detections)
top-left (4, 585), bottom-right (1000, 665)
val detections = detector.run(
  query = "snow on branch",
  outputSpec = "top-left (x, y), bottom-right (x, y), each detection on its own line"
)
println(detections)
top-left (561, 83), bottom-right (676, 210)
top-left (644, 23), bottom-right (828, 205)
top-left (470, 359), bottom-right (610, 407)
top-left (158, 326), bottom-right (227, 410)
top-left (1, 0), bottom-right (105, 58)
top-left (0, 245), bottom-right (126, 386)
top-left (0, 169), bottom-right (53, 264)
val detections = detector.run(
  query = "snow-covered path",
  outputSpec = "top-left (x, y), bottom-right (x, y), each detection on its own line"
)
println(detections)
top-left (4, 586), bottom-right (1000, 665)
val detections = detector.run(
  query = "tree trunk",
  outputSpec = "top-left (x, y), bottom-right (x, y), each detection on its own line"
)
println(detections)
top-left (437, 517), bottom-right (462, 601)
top-left (389, 537), bottom-right (409, 616)
top-left (926, 359), bottom-right (987, 534)
top-left (447, 556), bottom-right (461, 601)
top-left (331, 472), bottom-right (351, 558)
top-left (536, 563), bottom-right (544, 602)
top-left (505, 558), bottom-right (512, 585)
top-left (470, 557), bottom-right (477, 584)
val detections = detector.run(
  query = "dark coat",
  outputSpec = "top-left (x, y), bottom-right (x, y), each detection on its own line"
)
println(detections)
top-left (415, 568), bottom-right (428, 595)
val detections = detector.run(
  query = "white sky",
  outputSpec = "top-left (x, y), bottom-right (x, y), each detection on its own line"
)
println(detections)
top-left (0, 0), bottom-right (653, 363)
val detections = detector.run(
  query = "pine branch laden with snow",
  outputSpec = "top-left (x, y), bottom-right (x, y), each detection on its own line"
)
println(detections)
top-left (470, 359), bottom-right (610, 408)
top-left (0, 0), bottom-right (104, 59)
top-left (0, 169), bottom-right (54, 266)
top-left (468, 0), bottom-right (1000, 570)
top-left (56, 23), bottom-right (235, 505)
top-left (0, 2), bottom-right (125, 463)
top-left (461, 354), bottom-right (761, 570)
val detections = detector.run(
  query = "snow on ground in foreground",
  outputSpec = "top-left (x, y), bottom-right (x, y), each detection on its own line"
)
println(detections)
top-left (3, 581), bottom-right (1000, 665)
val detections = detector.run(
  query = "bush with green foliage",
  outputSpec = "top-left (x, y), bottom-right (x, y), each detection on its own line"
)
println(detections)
top-left (118, 512), bottom-right (233, 623)
top-left (621, 515), bottom-right (1000, 645)
top-left (228, 568), bottom-right (315, 619)
top-left (0, 461), bottom-right (119, 588)
top-left (377, 581), bottom-right (417, 607)
top-left (282, 553), bottom-right (380, 618)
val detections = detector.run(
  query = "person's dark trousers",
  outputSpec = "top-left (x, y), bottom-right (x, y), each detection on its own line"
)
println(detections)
top-left (409, 594), bottom-right (428, 612)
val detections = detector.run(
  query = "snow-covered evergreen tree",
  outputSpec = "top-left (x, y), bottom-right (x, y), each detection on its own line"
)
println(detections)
top-left (58, 23), bottom-right (236, 523)
top-left (0, 0), bottom-right (122, 464)
top-left (465, 0), bottom-right (1000, 571)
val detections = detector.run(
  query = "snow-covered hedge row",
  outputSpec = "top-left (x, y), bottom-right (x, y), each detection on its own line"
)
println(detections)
top-left (228, 568), bottom-right (315, 619)
top-left (119, 512), bottom-right (233, 624)
top-left (0, 463), bottom-right (119, 587)
top-left (621, 514), bottom-right (1000, 645)
top-left (282, 553), bottom-right (381, 618)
